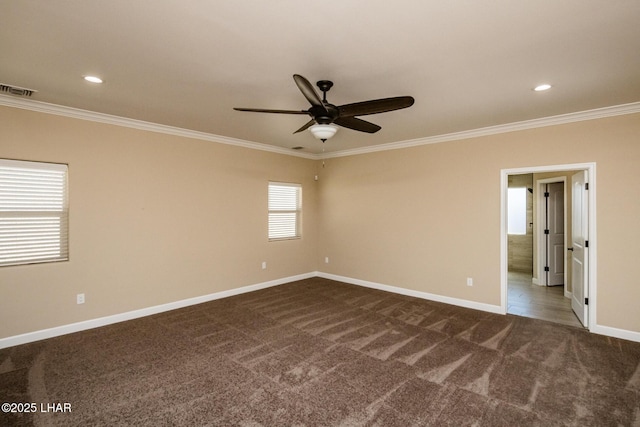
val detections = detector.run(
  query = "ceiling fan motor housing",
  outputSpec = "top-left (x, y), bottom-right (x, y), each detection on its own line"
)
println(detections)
top-left (310, 104), bottom-right (338, 124)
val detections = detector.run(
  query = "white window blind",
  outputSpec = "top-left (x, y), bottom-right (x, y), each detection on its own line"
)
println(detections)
top-left (0, 159), bottom-right (69, 267)
top-left (268, 182), bottom-right (301, 240)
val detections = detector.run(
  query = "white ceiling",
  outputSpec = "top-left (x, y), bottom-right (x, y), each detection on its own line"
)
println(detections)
top-left (2, 1), bottom-right (639, 155)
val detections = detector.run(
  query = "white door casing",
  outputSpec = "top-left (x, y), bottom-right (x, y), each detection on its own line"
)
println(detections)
top-left (501, 163), bottom-right (595, 332)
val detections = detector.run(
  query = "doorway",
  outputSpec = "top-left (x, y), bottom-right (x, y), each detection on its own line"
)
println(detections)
top-left (501, 163), bottom-right (596, 330)
top-left (506, 173), bottom-right (579, 327)
top-left (541, 180), bottom-right (566, 287)
top-left (535, 178), bottom-right (567, 290)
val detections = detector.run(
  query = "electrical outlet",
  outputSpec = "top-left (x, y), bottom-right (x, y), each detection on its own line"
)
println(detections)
top-left (466, 278), bottom-right (473, 287)
top-left (325, 257), bottom-right (329, 264)
top-left (262, 261), bottom-right (267, 270)
top-left (77, 293), bottom-right (85, 304)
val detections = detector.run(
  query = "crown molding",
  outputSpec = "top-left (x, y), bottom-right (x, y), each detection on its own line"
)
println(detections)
top-left (2, 94), bottom-right (638, 161)
top-left (320, 101), bottom-right (640, 159)
top-left (0, 95), bottom-right (317, 160)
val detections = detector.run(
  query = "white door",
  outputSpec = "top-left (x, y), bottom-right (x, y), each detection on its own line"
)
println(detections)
top-left (571, 171), bottom-right (589, 326)
top-left (546, 183), bottom-right (565, 286)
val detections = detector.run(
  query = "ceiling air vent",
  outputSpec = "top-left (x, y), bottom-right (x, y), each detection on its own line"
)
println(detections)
top-left (0, 83), bottom-right (37, 97)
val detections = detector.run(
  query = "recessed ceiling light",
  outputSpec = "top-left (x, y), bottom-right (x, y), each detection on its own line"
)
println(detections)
top-left (534, 84), bottom-right (552, 92)
top-left (84, 76), bottom-right (103, 84)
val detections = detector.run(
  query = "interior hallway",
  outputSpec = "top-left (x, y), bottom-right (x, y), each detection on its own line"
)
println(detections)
top-left (507, 271), bottom-right (583, 328)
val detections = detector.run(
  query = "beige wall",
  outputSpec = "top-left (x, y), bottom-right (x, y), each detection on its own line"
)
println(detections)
top-left (1, 106), bottom-right (639, 339)
top-left (0, 106), bottom-right (318, 338)
top-left (318, 113), bottom-right (640, 333)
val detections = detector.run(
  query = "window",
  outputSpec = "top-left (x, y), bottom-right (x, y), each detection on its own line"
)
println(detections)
top-left (268, 182), bottom-right (301, 240)
top-left (0, 159), bottom-right (69, 267)
top-left (507, 187), bottom-right (527, 235)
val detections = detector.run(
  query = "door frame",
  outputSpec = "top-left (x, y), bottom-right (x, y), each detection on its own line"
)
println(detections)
top-left (535, 177), bottom-right (568, 294)
top-left (500, 162), bottom-right (596, 330)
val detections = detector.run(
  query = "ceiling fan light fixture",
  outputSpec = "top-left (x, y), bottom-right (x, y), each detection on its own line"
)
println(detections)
top-left (309, 123), bottom-right (338, 141)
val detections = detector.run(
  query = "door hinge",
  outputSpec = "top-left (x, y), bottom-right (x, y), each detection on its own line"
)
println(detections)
top-left (544, 191), bottom-right (550, 198)
top-left (544, 229), bottom-right (550, 235)
top-left (585, 183), bottom-right (589, 190)
top-left (544, 266), bottom-right (550, 272)
top-left (585, 240), bottom-right (589, 248)
top-left (585, 297), bottom-right (589, 305)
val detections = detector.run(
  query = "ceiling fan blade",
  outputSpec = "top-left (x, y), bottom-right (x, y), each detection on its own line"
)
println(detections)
top-left (234, 107), bottom-right (309, 115)
top-left (293, 74), bottom-right (327, 112)
top-left (293, 119), bottom-right (316, 134)
top-left (337, 96), bottom-right (414, 117)
top-left (334, 117), bottom-right (381, 133)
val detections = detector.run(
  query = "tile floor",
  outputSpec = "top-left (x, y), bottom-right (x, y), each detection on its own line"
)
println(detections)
top-left (507, 271), bottom-right (583, 328)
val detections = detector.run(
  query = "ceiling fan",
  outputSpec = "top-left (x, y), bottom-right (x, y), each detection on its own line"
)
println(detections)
top-left (234, 74), bottom-right (415, 142)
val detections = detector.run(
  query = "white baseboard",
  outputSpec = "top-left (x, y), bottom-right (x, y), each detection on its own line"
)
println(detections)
top-left (591, 324), bottom-right (640, 343)
top-left (0, 272), bottom-right (316, 349)
top-left (317, 272), bottom-right (640, 343)
top-left (316, 272), bottom-right (504, 315)
top-left (3, 271), bottom-right (638, 348)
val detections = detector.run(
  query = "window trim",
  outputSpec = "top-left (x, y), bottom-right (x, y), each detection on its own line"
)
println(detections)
top-left (0, 158), bottom-right (69, 267)
top-left (268, 181), bottom-right (302, 241)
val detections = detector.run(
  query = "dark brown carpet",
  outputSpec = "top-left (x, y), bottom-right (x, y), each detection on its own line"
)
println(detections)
top-left (1, 277), bottom-right (639, 426)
